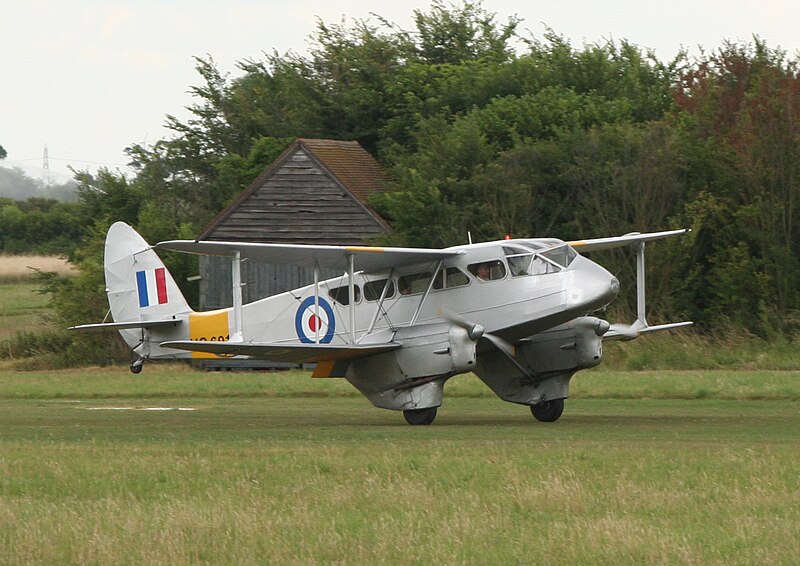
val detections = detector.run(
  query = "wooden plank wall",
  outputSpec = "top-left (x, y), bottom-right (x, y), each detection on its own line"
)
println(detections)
top-left (207, 149), bottom-right (386, 244)
top-left (199, 146), bottom-right (389, 311)
top-left (200, 256), bottom-right (342, 310)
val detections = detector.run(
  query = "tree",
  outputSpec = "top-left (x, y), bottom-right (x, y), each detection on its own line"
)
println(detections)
top-left (412, 0), bottom-right (520, 64)
top-left (35, 3), bottom-right (800, 346)
top-left (672, 40), bottom-right (800, 334)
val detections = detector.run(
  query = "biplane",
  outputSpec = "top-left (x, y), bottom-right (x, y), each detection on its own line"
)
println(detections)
top-left (72, 222), bottom-right (691, 425)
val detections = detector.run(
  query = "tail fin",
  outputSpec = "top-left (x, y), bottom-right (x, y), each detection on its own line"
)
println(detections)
top-left (104, 222), bottom-right (193, 348)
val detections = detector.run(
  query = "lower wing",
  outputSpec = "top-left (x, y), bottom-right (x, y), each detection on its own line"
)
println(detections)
top-left (160, 340), bottom-right (400, 364)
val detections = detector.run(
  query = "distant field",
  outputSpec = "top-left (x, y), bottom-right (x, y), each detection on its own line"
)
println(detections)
top-left (0, 365), bottom-right (798, 564)
top-left (0, 254), bottom-right (75, 282)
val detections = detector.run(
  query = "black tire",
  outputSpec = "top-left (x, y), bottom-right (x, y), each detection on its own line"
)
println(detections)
top-left (530, 398), bottom-right (564, 422)
top-left (130, 360), bottom-right (144, 374)
top-left (403, 407), bottom-right (438, 425)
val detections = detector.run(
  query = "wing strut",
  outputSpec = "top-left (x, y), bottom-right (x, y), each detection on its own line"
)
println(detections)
top-left (231, 250), bottom-right (244, 342)
top-left (635, 241), bottom-right (647, 326)
top-left (359, 268), bottom-right (395, 342)
top-left (348, 253), bottom-right (356, 343)
top-left (313, 264), bottom-right (320, 344)
top-left (607, 234), bottom-right (692, 340)
top-left (409, 260), bottom-right (443, 326)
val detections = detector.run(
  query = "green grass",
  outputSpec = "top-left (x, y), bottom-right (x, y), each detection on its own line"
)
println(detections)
top-left (0, 364), bottom-right (798, 401)
top-left (603, 331), bottom-right (800, 370)
top-left (0, 366), bottom-right (798, 564)
top-left (0, 282), bottom-right (53, 341)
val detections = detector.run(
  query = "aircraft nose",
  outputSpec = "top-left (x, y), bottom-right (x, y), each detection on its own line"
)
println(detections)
top-left (567, 257), bottom-right (619, 311)
top-left (593, 273), bottom-right (620, 306)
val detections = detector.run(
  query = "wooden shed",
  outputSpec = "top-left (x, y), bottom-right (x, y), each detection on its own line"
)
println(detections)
top-left (198, 138), bottom-right (392, 310)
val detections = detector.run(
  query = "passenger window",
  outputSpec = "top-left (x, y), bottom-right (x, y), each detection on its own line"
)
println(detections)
top-left (467, 260), bottom-right (506, 281)
top-left (364, 279), bottom-right (396, 301)
top-left (398, 272), bottom-right (433, 295)
top-left (433, 267), bottom-right (471, 289)
top-left (328, 285), bottom-right (361, 305)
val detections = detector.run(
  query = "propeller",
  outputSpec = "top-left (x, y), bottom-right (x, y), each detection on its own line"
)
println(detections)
top-left (436, 308), bottom-right (535, 377)
top-left (437, 308), bottom-right (485, 341)
top-left (574, 316), bottom-right (611, 337)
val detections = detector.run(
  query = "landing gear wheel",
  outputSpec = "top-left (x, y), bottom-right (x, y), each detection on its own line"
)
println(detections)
top-left (530, 398), bottom-right (564, 422)
top-left (130, 359), bottom-right (144, 374)
top-left (403, 407), bottom-right (438, 425)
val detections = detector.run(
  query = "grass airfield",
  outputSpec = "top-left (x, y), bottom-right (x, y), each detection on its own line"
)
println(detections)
top-left (2, 254), bottom-right (798, 564)
top-left (0, 366), bottom-right (798, 565)
top-left (0, 366), bottom-right (800, 564)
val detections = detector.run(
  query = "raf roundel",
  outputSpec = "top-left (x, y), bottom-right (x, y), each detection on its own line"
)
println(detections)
top-left (295, 296), bottom-right (335, 344)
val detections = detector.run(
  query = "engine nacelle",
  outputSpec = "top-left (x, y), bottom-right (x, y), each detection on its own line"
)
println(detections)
top-left (346, 323), bottom-right (477, 411)
top-left (515, 316), bottom-right (606, 375)
top-left (392, 323), bottom-right (477, 378)
top-left (474, 316), bottom-right (607, 406)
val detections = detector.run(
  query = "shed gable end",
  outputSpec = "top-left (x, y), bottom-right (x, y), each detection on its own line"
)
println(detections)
top-left (205, 148), bottom-right (388, 245)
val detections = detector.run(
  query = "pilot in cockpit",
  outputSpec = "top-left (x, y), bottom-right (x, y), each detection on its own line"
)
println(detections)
top-left (475, 263), bottom-right (491, 280)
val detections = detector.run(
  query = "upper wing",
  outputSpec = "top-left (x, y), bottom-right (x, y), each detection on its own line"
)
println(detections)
top-left (155, 240), bottom-right (464, 273)
top-left (160, 340), bottom-right (400, 363)
top-left (568, 229), bottom-right (689, 252)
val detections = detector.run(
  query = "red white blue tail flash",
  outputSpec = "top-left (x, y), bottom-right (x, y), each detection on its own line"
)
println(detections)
top-left (136, 267), bottom-right (168, 307)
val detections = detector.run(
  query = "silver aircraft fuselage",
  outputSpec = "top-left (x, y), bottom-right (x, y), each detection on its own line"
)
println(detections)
top-left (140, 238), bottom-right (618, 360)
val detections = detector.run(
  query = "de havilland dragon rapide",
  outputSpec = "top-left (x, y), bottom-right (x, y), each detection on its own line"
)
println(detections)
top-left (73, 222), bottom-right (691, 425)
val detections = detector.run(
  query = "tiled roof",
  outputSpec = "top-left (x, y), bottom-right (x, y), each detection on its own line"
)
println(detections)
top-left (296, 139), bottom-right (390, 202)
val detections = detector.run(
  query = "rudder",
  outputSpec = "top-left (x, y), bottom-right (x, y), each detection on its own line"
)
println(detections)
top-left (104, 222), bottom-right (193, 349)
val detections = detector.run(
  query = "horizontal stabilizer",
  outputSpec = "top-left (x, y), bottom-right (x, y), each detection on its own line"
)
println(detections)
top-left (69, 319), bottom-right (183, 333)
top-left (569, 229), bottom-right (689, 252)
top-left (161, 340), bottom-right (400, 363)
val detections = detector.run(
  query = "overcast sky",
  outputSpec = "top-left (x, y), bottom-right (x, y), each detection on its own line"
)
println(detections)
top-left (2, 0), bottom-right (798, 181)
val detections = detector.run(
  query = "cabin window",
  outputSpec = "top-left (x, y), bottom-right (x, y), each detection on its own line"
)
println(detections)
top-left (398, 272), bottom-right (433, 295)
top-left (467, 260), bottom-right (506, 281)
top-left (364, 278), bottom-right (396, 301)
top-left (504, 246), bottom-right (534, 276)
top-left (504, 245), bottom-right (568, 276)
top-left (328, 284), bottom-right (361, 305)
top-left (540, 244), bottom-right (577, 268)
top-left (433, 267), bottom-right (470, 290)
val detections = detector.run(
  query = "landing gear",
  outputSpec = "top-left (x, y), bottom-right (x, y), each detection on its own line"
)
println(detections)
top-left (130, 358), bottom-right (144, 374)
top-left (403, 406), bottom-right (438, 425)
top-left (531, 398), bottom-right (564, 422)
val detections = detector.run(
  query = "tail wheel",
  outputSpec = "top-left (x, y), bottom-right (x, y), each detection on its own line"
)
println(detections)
top-left (530, 398), bottom-right (564, 422)
top-left (130, 359), bottom-right (144, 374)
top-left (403, 407), bottom-right (438, 425)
